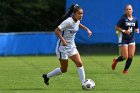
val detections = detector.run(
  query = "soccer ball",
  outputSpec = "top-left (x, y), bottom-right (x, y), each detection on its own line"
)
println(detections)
top-left (82, 79), bottom-right (95, 90)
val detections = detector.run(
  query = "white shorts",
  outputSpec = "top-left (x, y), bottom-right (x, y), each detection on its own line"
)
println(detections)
top-left (56, 46), bottom-right (78, 60)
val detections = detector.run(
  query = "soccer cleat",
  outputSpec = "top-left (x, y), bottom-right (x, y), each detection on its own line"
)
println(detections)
top-left (42, 74), bottom-right (49, 85)
top-left (112, 58), bottom-right (117, 70)
top-left (122, 70), bottom-right (128, 74)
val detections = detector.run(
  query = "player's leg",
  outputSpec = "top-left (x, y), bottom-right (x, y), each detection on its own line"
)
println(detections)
top-left (59, 59), bottom-right (69, 73)
top-left (46, 59), bottom-right (68, 77)
top-left (116, 35), bottom-right (128, 62)
top-left (42, 50), bottom-right (68, 85)
top-left (112, 45), bottom-right (128, 70)
top-left (42, 59), bottom-right (68, 85)
top-left (119, 45), bottom-right (129, 60)
top-left (69, 52), bottom-right (85, 85)
top-left (123, 44), bottom-right (135, 73)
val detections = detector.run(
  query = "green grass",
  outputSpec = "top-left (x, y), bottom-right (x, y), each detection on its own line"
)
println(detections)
top-left (0, 55), bottom-right (140, 93)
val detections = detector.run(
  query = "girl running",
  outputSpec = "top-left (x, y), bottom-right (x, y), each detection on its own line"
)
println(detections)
top-left (112, 4), bottom-right (139, 74)
top-left (42, 4), bottom-right (92, 86)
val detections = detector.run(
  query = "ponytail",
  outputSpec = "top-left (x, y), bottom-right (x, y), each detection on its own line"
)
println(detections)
top-left (62, 4), bottom-right (82, 21)
top-left (64, 4), bottom-right (75, 19)
top-left (62, 4), bottom-right (74, 21)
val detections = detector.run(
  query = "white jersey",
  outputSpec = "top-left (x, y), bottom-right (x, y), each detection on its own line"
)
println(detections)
top-left (56, 17), bottom-right (80, 59)
top-left (57, 17), bottom-right (80, 47)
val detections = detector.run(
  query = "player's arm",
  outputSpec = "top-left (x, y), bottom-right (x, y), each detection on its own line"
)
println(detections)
top-left (135, 19), bottom-right (139, 33)
top-left (115, 26), bottom-right (130, 35)
top-left (55, 27), bottom-right (67, 46)
top-left (116, 18), bottom-right (131, 35)
top-left (55, 19), bottom-right (71, 46)
top-left (79, 23), bottom-right (92, 37)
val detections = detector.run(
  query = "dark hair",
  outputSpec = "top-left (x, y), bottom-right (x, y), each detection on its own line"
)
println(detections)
top-left (62, 4), bottom-right (82, 21)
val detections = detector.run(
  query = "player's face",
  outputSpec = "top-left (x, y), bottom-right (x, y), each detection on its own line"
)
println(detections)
top-left (125, 5), bottom-right (133, 16)
top-left (74, 9), bottom-right (83, 20)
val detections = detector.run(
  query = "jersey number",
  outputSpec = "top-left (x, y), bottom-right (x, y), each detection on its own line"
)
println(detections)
top-left (128, 27), bottom-right (133, 32)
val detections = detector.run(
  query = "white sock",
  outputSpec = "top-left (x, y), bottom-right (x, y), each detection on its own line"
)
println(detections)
top-left (78, 66), bottom-right (85, 85)
top-left (47, 68), bottom-right (62, 78)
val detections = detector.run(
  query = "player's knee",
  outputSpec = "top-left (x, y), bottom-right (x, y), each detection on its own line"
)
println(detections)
top-left (76, 62), bottom-right (83, 67)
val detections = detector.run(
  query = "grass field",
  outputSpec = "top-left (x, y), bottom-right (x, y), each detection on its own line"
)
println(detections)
top-left (0, 55), bottom-right (140, 93)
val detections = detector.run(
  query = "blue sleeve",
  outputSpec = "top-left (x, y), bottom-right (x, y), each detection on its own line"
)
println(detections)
top-left (116, 18), bottom-right (124, 27)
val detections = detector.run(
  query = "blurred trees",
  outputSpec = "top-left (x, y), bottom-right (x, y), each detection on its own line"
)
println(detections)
top-left (0, 0), bottom-right (65, 32)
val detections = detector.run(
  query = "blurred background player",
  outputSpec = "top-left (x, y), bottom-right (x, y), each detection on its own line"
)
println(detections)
top-left (42, 4), bottom-right (92, 86)
top-left (112, 4), bottom-right (139, 74)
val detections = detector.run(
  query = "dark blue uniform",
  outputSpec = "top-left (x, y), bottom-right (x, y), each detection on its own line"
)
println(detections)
top-left (117, 16), bottom-right (138, 46)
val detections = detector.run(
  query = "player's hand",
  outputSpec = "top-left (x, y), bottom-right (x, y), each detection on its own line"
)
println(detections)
top-left (135, 29), bottom-right (139, 34)
top-left (124, 30), bottom-right (131, 35)
top-left (62, 39), bottom-right (67, 46)
top-left (87, 29), bottom-right (92, 37)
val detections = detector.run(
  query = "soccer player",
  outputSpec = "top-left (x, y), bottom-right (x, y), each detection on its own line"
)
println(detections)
top-left (112, 4), bottom-right (139, 74)
top-left (42, 4), bottom-right (92, 86)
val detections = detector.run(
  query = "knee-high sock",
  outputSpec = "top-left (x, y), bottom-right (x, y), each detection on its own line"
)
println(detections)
top-left (124, 58), bottom-right (132, 71)
top-left (47, 68), bottom-right (62, 78)
top-left (78, 66), bottom-right (85, 85)
top-left (116, 56), bottom-right (125, 62)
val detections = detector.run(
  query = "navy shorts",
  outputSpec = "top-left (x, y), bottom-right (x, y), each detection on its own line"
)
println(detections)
top-left (118, 39), bottom-right (135, 46)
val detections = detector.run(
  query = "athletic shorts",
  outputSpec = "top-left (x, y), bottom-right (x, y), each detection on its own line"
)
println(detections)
top-left (118, 39), bottom-right (135, 46)
top-left (56, 45), bottom-right (78, 60)
top-left (118, 33), bottom-right (135, 46)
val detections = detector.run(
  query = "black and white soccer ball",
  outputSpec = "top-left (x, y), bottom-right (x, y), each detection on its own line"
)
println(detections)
top-left (82, 79), bottom-right (95, 90)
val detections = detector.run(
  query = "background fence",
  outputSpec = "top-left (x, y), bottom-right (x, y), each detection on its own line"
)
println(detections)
top-left (0, 32), bottom-right (57, 55)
